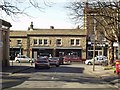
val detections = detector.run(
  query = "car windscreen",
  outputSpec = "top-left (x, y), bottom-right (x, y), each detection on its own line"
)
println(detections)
top-left (49, 58), bottom-right (59, 60)
top-left (38, 58), bottom-right (47, 60)
top-left (17, 56), bottom-right (27, 58)
top-left (97, 56), bottom-right (107, 60)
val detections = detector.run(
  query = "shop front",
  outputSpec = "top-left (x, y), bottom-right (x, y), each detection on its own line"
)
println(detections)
top-left (31, 47), bottom-right (82, 60)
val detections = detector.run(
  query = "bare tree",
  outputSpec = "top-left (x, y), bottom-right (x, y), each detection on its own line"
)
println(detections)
top-left (85, 1), bottom-right (120, 65)
top-left (0, 0), bottom-right (53, 18)
top-left (67, 0), bottom-right (120, 65)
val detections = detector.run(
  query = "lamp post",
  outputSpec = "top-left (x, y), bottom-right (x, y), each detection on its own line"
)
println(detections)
top-left (11, 47), bottom-right (13, 66)
top-left (93, 15), bottom-right (97, 71)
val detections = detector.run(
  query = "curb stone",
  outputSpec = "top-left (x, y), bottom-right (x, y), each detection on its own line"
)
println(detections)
top-left (11, 67), bottom-right (32, 74)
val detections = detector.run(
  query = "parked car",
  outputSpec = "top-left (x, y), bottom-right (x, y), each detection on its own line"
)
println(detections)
top-left (39, 53), bottom-right (50, 58)
top-left (85, 55), bottom-right (108, 65)
top-left (59, 56), bottom-right (71, 65)
top-left (48, 57), bottom-right (60, 67)
top-left (15, 55), bottom-right (34, 63)
top-left (35, 56), bottom-right (50, 69)
top-left (70, 56), bottom-right (81, 62)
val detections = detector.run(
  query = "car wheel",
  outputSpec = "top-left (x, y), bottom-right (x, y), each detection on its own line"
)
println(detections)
top-left (35, 67), bottom-right (38, 69)
top-left (47, 66), bottom-right (50, 69)
top-left (16, 60), bottom-right (20, 63)
top-left (35, 65), bottom-right (38, 69)
top-left (88, 62), bottom-right (92, 65)
top-left (56, 65), bottom-right (59, 67)
top-left (35, 66), bottom-right (38, 69)
top-left (29, 60), bottom-right (33, 63)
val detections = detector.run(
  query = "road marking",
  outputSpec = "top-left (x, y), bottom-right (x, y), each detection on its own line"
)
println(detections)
top-left (51, 77), bottom-right (54, 80)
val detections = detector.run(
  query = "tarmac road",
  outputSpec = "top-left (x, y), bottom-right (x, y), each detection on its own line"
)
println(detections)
top-left (2, 63), bottom-right (119, 89)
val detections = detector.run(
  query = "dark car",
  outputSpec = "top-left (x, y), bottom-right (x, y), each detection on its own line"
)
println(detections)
top-left (48, 57), bottom-right (60, 67)
top-left (35, 57), bottom-right (50, 69)
top-left (59, 57), bottom-right (64, 65)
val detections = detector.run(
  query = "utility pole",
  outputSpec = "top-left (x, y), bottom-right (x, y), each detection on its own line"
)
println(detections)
top-left (93, 15), bottom-right (97, 71)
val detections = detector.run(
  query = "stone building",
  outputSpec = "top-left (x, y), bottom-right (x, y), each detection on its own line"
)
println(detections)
top-left (0, 19), bottom-right (12, 67)
top-left (10, 22), bottom-right (87, 60)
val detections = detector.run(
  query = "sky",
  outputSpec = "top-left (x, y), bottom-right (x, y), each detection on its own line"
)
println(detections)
top-left (2, 0), bottom-right (113, 30)
top-left (4, 0), bottom-right (83, 31)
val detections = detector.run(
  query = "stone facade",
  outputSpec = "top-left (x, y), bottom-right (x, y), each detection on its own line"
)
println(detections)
top-left (10, 26), bottom-right (87, 60)
top-left (0, 19), bottom-right (12, 67)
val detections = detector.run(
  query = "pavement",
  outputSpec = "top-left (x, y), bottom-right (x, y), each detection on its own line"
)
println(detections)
top-left (83, 64), bottom-right (120, 88)
top-left (2, 61), bottom-right (34, 75)
top-left (2, 62), bottom-right (120, 88)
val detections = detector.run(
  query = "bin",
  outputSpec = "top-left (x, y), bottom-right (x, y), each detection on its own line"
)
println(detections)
top-left (116, 60), bottom-right (120, 74)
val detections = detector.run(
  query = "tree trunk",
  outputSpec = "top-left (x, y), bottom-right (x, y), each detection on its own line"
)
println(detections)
top-left (118, 42), bottom-right (120, 59)
top-left (108, 42), bottom-right (114, 66)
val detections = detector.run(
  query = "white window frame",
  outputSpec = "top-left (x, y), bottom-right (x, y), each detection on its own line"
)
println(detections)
top-left (70, 38), bottom-right (81, 46)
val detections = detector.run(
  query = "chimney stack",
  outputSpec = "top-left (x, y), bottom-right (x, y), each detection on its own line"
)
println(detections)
top-left (29, 22), bottom-right (33, 30)
top-left (50, 26), bottom-right (54, 29)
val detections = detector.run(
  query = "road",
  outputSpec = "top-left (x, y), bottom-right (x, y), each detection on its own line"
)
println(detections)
top-left (2, 63), bottom-right (118, 89)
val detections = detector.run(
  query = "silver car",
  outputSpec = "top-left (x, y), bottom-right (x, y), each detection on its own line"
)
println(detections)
top-left (48, 57), bottom-right (60, 67)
